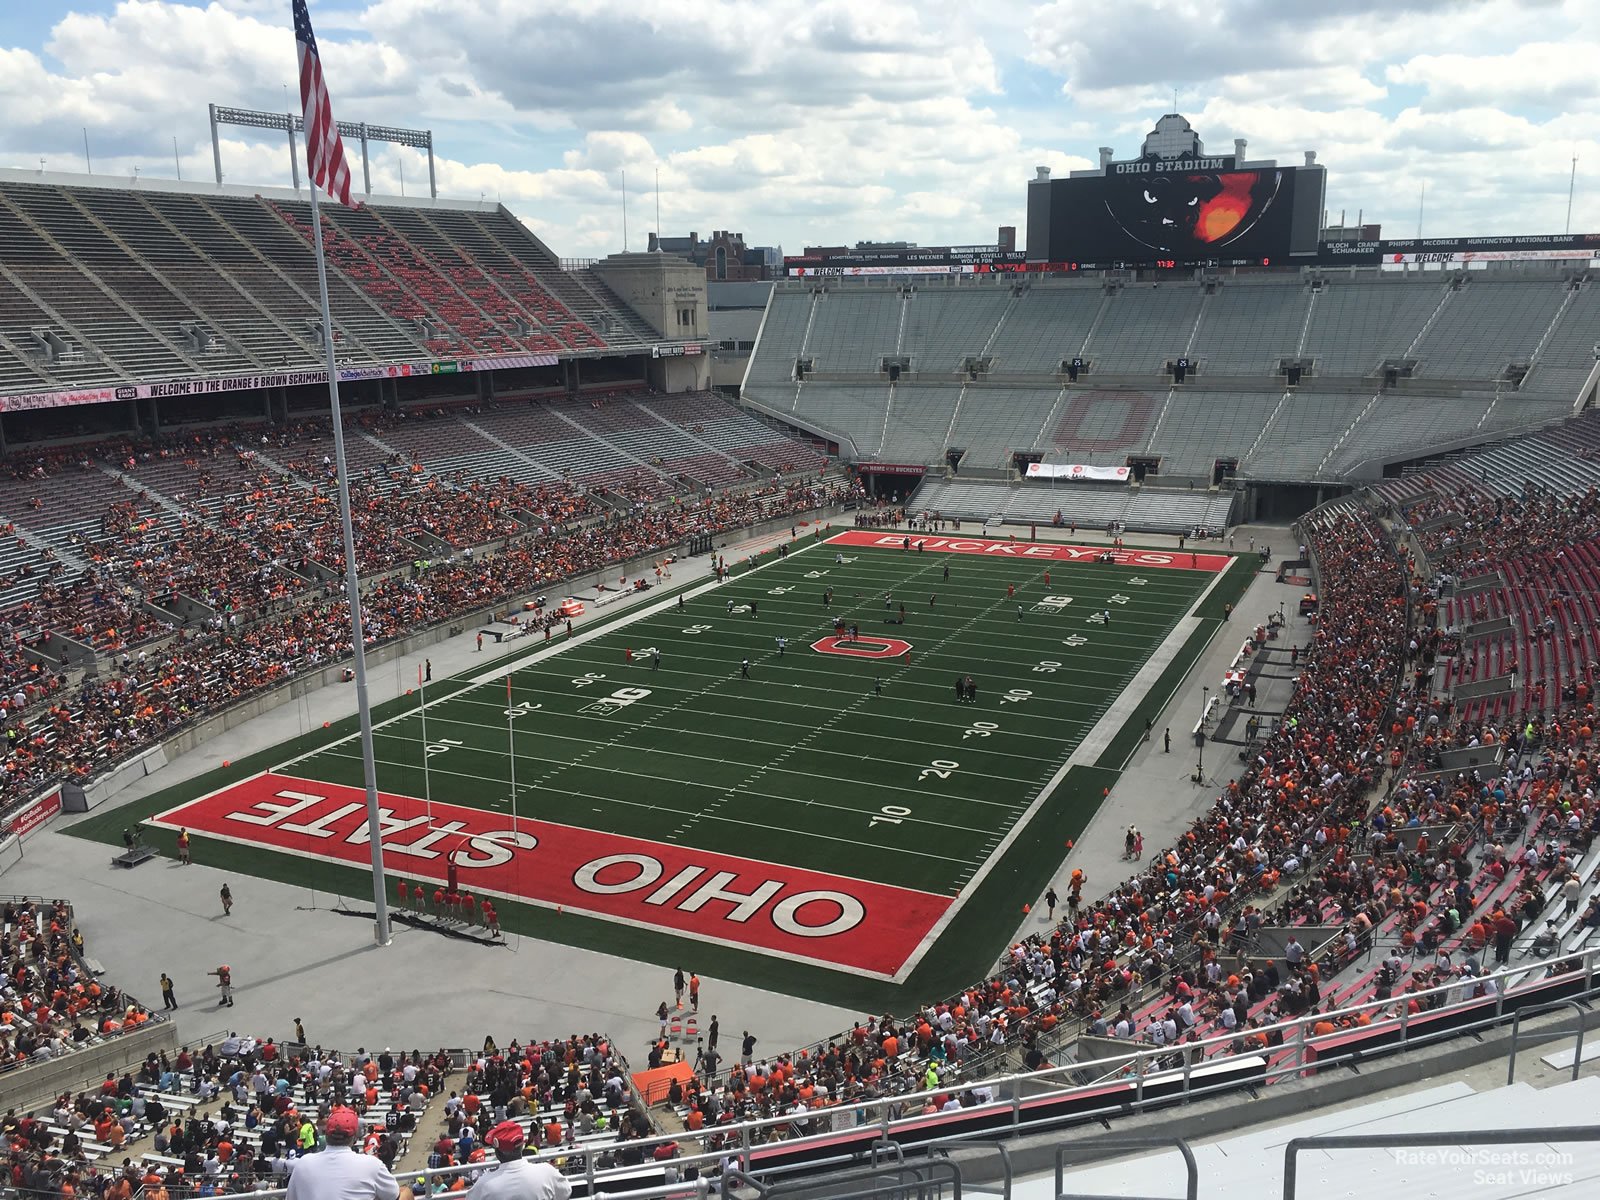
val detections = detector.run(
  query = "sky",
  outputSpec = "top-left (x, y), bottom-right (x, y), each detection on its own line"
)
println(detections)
top-left (1, 0), bottom-right (1598, 257)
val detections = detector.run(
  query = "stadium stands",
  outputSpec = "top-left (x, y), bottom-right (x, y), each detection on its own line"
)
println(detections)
top-left (899, 289), bottom-right (1012, 374)
top-left (945, 386), bottom-right (1061, 465)
top-left (742, 273), bottom-right (1595, 480)
top-left (811, 412), bottom-right (1600, 1111)
top-left (1145, 390), bottom-right (1279, 477)
top-left (1411, 278), bottom-right (1567, 380)
top-left (909, 477), bottom-right (1231, 535)
top-left (1523, 278), bottom-right (1600, 398)
top-left (1089, 283), bottom-right (1204, 374)
top-left (0, 897), bottom-right (158, 1077)
top-left (12, 1025), bottom-right (649, 1199)
top-left (1191, 280), bottom-right (1311, 375)
top-left (986, 287), bottom-right (1102, 373)
top-left (10, 167), bottom-right (1600, 1198)
top-left (1299, 275), bottom-right (1447, 376)
top-left (1051, 389), bottom-right (1159, 457)
top-left (802, 291), bottom-right (907, 374)
top-left (1243, 392), bottom-right (1369, 478)
top-left (0, 179), bottom-right (675, 387)
top-left (0, 389), bottom-right (842, 806)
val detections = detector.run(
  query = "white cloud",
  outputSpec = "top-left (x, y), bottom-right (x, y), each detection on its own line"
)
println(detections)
top-left (0, 0), bottom-right (1599, 252)
top-left (1388, 42), bottom-right (1600, 110)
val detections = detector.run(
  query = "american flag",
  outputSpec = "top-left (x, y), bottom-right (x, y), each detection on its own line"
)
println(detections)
top-left (293, 0), bottom-right (356, 208)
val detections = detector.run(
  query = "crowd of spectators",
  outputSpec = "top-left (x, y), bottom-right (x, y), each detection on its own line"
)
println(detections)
top-left (6, 1029), bottom-right (654, 1199)
top-left (760, 488), bottom-right (1600, 1113)
top-left (0, 454), bottom-right (854, 806)
top-left (1399, 481), bottom-right (1600, 581)
top-left (431, 1035), bottom-right (654, 1172)
top-left (645, 500), bottom-right (1412, 1122)
top-left (4, 479), bottom-right (1596, 1195)
top-left (8, 1035), bottom-right (446, 1199)
top-left (0, 898), bottom-right (153, 1080)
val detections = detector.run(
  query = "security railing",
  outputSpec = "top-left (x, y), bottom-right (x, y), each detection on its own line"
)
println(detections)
top-left (108, 942), bottom-right (1600, 1200)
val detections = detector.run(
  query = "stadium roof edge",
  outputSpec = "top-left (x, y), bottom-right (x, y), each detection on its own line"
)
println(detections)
top-left (0, 164), bottom-right (502, 217)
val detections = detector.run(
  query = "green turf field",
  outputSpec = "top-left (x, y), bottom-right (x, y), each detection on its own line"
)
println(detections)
top-left (281, 537), bottom-right (1211, 898)
top-left (71, 533), bottom-right (1254, 1007)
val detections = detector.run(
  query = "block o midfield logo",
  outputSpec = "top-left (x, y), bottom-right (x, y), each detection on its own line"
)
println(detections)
top-left (811, 634), bottom-right (912, 659)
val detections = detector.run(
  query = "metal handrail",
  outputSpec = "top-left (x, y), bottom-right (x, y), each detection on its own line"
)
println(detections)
top-left (117, 941), bottom-right (1600, 1200)
top-left (929, 1139), bottom-right (1011, 1198)
top-left (1282, 1128), bottom-right (1600, 1200)
top-left (1055, 1137), bottom-right (1198, 1200)
top-left (769, 1161), bottom-right (963, 1199)
top-left (1506, 999), bottom-right (1589, 1085)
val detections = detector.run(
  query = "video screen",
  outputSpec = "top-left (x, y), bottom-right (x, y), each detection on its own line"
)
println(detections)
top-left (1050, 169), bottom-right (1296, 263)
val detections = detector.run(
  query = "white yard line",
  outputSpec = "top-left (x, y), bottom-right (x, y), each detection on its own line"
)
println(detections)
top-left (890, 562), bottom-right (1234, 982)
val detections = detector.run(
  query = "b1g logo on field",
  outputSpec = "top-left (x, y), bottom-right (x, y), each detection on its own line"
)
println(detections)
top-left (580, 686), bottom-right (653, 716)
top-left (811, 635), bottom-right (912, 660)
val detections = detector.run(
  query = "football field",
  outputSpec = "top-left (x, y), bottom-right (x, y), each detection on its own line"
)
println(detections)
top-left (138, 530), bottom-right (1231, 991)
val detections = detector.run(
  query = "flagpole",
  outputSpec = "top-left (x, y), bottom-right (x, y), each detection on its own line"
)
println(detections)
top-left (307, 178), bottom-right (392, 945)
top-left (419, 664), bottom-right (432, 829)
top-left (507, 676), bottom-right (518, 836)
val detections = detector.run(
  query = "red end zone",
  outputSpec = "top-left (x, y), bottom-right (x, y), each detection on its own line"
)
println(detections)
top-left (828, 530), bottom-right (1229, 572)
top-left (150, 773), bottom-right (951, 979)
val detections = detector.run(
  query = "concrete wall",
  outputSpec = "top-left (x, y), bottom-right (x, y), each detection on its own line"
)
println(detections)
top-left (591, 252), bottom-right (708, 341)
top-left (710, 353), bottom-right (750, 390)
top-left (966, 1004), bottom-right (1600, 1184)
top-left (652, 355), bottom-right (711, 393)
top-left (3, 1021), bottom-right (177, 1113)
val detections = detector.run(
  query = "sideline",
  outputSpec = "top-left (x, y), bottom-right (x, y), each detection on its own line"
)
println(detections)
top-left (275, 534), bottom-right (828, 769)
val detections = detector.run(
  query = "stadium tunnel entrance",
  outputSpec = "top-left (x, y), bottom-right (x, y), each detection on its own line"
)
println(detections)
top-left (854, 462), bottom-right (927, 502)
top-left (1241, 480), bottom-right (1350, 524)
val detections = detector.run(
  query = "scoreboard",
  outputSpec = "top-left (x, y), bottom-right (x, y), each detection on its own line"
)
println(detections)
top-left (1028, 157), bottom-right (1326, 268)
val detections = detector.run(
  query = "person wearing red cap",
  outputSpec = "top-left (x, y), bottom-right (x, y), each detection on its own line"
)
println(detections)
top-left (286, 1107), bottom-right (412, 1200)
top-left (470, 1120), bottom-right (571, 1200)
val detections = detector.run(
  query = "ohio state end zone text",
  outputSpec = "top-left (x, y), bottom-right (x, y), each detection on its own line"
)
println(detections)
top-left (150, 772), bottom-right (952, 979)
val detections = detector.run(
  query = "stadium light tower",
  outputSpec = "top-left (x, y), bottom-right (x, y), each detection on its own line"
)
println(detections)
top-left (208, 102), bottom-right (438, 198)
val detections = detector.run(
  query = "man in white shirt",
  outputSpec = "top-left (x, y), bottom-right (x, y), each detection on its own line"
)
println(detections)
top-left (286, 1107), bottom-right (411, 1200)
top-left (469, 1120), bottom-right (571, 1200)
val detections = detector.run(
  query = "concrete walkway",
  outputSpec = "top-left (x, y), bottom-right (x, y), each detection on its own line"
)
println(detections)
top-left (1012, 522), bottom-right (1306, 949)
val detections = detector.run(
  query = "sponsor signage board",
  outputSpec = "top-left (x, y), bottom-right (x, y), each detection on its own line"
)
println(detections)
top-left (0, 353), bottom-right (562, 413)
top-left (1024, 463), bottom-right (1132, 482)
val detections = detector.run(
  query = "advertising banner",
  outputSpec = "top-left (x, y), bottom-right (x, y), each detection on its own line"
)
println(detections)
top-left (1025, 463), bottom-right (1132, 482)
top-left (855, 463), bottom-right (928, 476)
top-left (7, 788), bottom-right (62, 840)
top-left (787, 264), bottom-right (964, 277)
top-left (0, 353), bottom-right (562, 413)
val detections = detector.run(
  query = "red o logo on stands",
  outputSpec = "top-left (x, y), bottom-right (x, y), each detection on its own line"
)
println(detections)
top-left (811, 635), bottom-right (912, 660)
